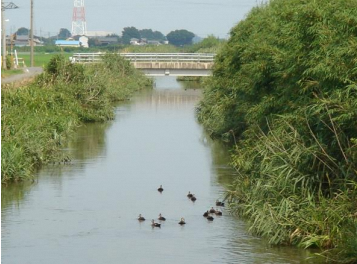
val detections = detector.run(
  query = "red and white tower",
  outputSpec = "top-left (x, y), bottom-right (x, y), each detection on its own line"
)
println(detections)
top-left (71, 0), bottom-right (87, 36)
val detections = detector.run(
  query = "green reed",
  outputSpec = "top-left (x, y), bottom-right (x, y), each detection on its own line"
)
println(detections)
top-left (197, 0), bottom-right (357, 262)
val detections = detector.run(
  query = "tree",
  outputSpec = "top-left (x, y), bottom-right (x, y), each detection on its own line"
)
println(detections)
top-left (58, 28), bottom-right (71, 39)
top-left (166, 30), bottom-right (195, 46)
top-left (186, 35), bottom-right (224, 53)
top-left (122, 27), bottom-right (140, 44)
top-left (139, 29), bottom-right (165, 41)
top-left (16, 27), bottom-right (29, 35)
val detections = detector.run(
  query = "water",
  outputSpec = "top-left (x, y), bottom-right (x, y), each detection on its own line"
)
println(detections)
top-left (1, 77), bottom-right (319, 263)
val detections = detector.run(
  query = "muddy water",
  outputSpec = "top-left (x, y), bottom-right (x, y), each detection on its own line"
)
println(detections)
top-left (1, 77), bottom-right (319, 263)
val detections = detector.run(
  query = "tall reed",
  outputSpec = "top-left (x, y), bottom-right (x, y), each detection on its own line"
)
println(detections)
top-left (197, 0), bottom-right (357, 261)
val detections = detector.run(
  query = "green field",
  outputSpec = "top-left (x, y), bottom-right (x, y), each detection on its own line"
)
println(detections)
top-left (17, 52), bottom-right (72, 67)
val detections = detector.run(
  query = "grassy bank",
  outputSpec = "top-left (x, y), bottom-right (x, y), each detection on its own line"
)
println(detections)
top-left (1, 54), bottom-right (151, 184)
top-left (197, 0), bottom-right (357, 262)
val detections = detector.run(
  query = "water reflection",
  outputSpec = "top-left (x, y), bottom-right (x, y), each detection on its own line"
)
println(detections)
top-left (68, 122), bottom-right (111, 162)
top-left (1, 122), bottom-right (113, 215)
top-left (1, 181), bottom-right (34, 211)
top-left (177, 79), bottom-right (203, 90)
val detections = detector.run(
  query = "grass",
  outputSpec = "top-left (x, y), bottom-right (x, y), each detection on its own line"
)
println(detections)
top-left (16, 52), bottom-right (72, 68)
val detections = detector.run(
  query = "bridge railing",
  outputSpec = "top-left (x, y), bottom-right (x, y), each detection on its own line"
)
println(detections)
top-left (71, 53), bottom-right (216, 63)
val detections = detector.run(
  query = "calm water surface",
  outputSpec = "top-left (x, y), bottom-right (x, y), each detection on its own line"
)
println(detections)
top-left (2, 77), bottom-right (319, 263)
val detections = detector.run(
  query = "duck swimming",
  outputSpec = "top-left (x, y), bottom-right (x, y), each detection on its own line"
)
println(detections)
top-left (151, 219), bottom-right (161, 227)
top-left (209, 207), bottom-right (216, 213)
top-left (138, 214), bottom-right (145, 221)
top-left (207, 215), bottom-right (214, 221)
top-left (158, 185), bottom-right (164, 192)
top-left (216, 200), bottom-right (225, 206)
top-left (187, 191), bottom-right (193, 198)
top-left (178, 217), bottom-right (186, 225)
top-left (215, 209), bottom-right (223, 216)
top-left (190, 195), bottom-right (197, 202)
top-left (158, 213), bottom-right (166, 221)
top-left (203, 211), bottom-right (209, 217)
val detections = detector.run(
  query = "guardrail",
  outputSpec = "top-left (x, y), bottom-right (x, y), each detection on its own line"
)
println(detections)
top-left (71, 53), bottom-right (216, 63)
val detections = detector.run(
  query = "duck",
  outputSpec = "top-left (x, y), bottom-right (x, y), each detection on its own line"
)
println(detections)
top-left (157, 185), bottom-right (164, 192)
top-left (158, 213), bottom-right (166, 221)
top-left (216, 200), bottom-right (225, 206)
top-left (187, 191), bottom-right (193, 198)
top-left (209, 207), bottom-right (216, 213)
top-left (215, 209), bottom-right (223, 216)
top-left (138, 214), bottom-right (145, 221)
top-left (203, 211), bottom-right (209, 217)
top-left (151, 219), bottom-right (161, 227)
top-left (190, 195), bottom-right (197, 202)
top-left (207, 215), bottom-right (214, 221)
top-left (178, 217), bottom-right (186, 225)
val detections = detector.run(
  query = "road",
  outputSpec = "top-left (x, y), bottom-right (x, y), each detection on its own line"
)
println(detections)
top-left (1, 67), bottom-right (43, 84)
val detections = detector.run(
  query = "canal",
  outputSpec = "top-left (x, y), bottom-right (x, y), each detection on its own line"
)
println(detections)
top-left (1, 77), bottom-right (318, 263)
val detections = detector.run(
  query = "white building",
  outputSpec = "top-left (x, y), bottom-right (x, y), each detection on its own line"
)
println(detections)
top-left (79, 36), bottom-right (89, 48)
top-left (86, 31), bottom-right (115, 38)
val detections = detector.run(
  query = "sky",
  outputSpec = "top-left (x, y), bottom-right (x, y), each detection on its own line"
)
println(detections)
top-left (4, 0), bottom-right (263, 39)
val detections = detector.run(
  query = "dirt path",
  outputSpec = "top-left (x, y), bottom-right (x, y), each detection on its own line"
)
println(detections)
top-left (1, 67), bottom-right (43, 85)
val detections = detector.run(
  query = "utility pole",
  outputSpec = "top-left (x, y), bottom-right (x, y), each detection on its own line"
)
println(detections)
top-left (1, 0), bottom-right (5, 69)
top-left (30, 0), bottom-right (34, 67)
top-left (1, 1), bottom-right (18, 69)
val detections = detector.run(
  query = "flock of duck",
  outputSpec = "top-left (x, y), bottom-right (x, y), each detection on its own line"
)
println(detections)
top-left (138, 185), bottom-right (225, 228)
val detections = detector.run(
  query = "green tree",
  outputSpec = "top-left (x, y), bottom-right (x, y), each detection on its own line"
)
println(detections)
top-left (166, 30), bottom-right (195, 46)
top-left (58, 28), bottom-right (71, 39)
top-left (139, 29), bottom-right (165, 41)
top-left (186, 35), bottom-right (224, 53)
top-left (16, 27), bottom-right (29, 36)
top-left (122, 27), bottom-right (140, 44)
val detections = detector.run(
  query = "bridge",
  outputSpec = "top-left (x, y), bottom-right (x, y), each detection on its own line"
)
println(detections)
top-left (71, 53), bottom-right (216, 76)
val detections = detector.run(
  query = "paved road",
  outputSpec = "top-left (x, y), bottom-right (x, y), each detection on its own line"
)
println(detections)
top-left (1, 67), bottom-right (43, 84)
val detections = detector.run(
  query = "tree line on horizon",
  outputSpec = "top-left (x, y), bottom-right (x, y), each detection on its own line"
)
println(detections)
top-left (14, 26), bottom-right (199, 47)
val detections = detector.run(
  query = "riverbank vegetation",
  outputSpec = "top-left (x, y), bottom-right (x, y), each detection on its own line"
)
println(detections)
top-left (185, 35), bottom-right (226, 53)
top-left (1, 54), bottom-right (151, 184)
top-left (197, 0), bottom-right (357, 262)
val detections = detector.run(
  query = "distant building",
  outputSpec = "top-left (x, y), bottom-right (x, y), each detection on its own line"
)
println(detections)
top-left (130, 38), bottom-right (140, 45)
top-left (86, 31), bottom-right (115, 37)
top-left (10, 34), bottom-right (43, 47)
top-left (96, 37), bottom-right (118, 46)
top-left (55, 40), bottom-right (81, 47)
top-left (79, 36), bottom-right (89, 48)
top-left (147, 40), bottom-right (161, 46)
top-left (55, 36), bottom-right (89, 48)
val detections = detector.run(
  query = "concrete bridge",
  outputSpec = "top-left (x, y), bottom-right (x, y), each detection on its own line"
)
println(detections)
top-left (71, 53), bottom-right (215, 76)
